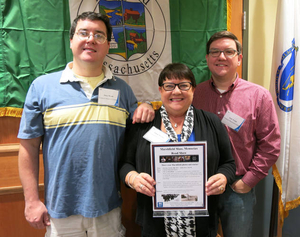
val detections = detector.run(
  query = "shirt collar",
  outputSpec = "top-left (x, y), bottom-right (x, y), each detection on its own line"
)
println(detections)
top-left (60, 62), bottom-right (115, 83)
top-left (210, 73), bottom-right (240, 92)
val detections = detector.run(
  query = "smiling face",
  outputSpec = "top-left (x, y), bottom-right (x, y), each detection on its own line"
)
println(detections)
top-left (70, 19), bottom-right (110, 70)
top-left (206, 38), bottom-right (242, 83)
top-left (159, 78), bottom-right (195, 117)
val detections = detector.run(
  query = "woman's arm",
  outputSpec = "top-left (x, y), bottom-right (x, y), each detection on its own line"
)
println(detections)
top-left (119, 123), bottom-right (156, 197)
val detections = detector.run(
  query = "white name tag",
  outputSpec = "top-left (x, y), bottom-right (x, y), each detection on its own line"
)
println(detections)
top-left (143, 126), bottom-right (170, 143)
top-left (221, 110), bottom-right (245, 132)
top-left (98, 88), bottom-right (119, 106)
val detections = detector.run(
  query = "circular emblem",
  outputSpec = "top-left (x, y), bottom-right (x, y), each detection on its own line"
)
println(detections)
top-left (275, 39), bottom-right (298, 112)
top-left (100, 0), bottom-right (167, 76)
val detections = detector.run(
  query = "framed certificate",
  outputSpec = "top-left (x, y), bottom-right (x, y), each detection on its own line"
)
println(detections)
top-left (150, 142), bottom-right (208, 217)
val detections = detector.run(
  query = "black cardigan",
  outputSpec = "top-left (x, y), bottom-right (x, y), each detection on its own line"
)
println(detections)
top-left (119, 107), bottom-right (236, 237)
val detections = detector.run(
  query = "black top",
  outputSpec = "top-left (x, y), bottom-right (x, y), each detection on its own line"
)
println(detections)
top-left (119, 107), bottom-right (236, 237)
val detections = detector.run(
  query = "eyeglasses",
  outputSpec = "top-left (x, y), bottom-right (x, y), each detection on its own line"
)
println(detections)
top-left (162, 82), bottom-right (192, 91)
top-left (208, 49), bottom-right (238, 58)
top-left (76, 30), bottom-right (107, 44)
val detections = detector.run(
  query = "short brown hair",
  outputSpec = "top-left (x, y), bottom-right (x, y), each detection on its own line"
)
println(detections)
top-left (206, 31), bottom-right (242, 55)
top-left (69, 11), bottom-right (112, 41)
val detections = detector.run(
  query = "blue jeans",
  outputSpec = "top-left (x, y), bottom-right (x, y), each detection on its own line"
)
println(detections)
top-left (218, 185), bottom-right (256, 237)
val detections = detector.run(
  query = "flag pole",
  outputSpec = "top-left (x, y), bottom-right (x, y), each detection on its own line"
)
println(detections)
top-left (269, 180), bottom-right (279, 237)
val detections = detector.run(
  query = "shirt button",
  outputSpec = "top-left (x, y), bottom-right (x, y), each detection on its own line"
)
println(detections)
top-left (217, 111), bottom-right (221, 114)
top-left (220, 95), bottom-right (222, 98)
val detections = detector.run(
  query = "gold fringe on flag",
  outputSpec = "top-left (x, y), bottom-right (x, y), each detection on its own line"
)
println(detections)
top-left (272, 164), bottom-right (300, 227)
top-left (1, 102), bottom-right (163, 118)
top-left (138, 101), bottom-right (162, 111)
top-left (0, 107), bottom-right (23, 117)
top-left (227, 0), bottom-right (232, 31)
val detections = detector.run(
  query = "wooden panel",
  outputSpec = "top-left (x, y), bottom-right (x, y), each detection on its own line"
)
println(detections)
top-left (0, 144), bottom-right (44, 193)
top-left (121, 183), bottom-right (141, 236)
top-left (0, 117), bottom-right (20, 144)
top-left (230, 0), bottom-right (243, 78)
top-left (0, 191), bottom-right (46, 237)
top-left (0, 144), bottom-right (45, 237)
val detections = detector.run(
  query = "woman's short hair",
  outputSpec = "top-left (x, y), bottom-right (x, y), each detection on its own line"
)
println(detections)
top-left (69, 11), bottom-right (112, 41)
top-left (158, 63), bottom-right (196, 88)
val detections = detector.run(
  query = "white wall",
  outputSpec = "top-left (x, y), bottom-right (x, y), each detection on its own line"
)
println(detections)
top-left (248, 1), bottom-right (279, 236)
top-left (248, 0), bottom-right (278, 89)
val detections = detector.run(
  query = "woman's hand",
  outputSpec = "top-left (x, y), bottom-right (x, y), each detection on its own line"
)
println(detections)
top-left (126, 172), bottom-right (156, 197)
top-left (205, 173), bottom-right (227, 196)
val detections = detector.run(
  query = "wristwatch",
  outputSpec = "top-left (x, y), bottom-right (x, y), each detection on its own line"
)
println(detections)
top-left (144, 101), bottom-right (153, 107)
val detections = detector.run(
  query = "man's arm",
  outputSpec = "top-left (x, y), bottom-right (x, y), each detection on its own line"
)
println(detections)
top-left (240, 91), bottom-right (281, 189)
top-left (132, 102), bottom-right (155, 124)
top-left (18, 137), bottom-right (50, 229)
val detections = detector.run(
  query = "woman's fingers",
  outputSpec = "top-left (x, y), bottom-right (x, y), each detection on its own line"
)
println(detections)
top-left (206, 173), bottom-right (227, 195)
top-left (133, 173), bottom-right (156, 196)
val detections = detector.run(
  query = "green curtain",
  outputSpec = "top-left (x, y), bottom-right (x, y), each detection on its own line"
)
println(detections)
top-left (170, 0), bottom-right (227, 84)
top-left (0, 0), bottom-right (227, 116)
top-left (0, 0), bottom-right (72, 116)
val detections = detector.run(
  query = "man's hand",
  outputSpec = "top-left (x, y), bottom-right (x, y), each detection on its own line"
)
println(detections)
top-left (132, 102), bottom-right (155, 124)
top-left (25, 200), bottom-right (50, 229)
top-left (19, 138), bottom-right (49, 229)
top-left (231, 179), bottom-right (252, 193)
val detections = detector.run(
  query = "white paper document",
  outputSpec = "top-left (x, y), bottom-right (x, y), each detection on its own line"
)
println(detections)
top-left (150, 142), bottom-right (208, 217)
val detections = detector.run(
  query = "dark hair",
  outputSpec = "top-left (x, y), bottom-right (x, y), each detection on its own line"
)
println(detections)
top-left (206, 31), bottom-right (242, 55)
top-left (158, 63), bottom-right (196, 88)
top-left (69, 11), bottom-right (112, 41)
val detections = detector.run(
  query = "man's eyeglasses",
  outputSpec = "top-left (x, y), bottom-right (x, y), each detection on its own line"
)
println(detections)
top-left (208, 49), bottom-right (238, 58)
top-left (162, 82), bottom-right (192, 91)
top-left (76, 30), bottom-right (107, 44)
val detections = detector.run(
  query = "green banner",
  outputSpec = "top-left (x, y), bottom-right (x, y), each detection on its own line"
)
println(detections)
top-left (170, 0), bottom-right (227, 84)
top-left (0, 0), bottom-right (227, 116)
top-left (0, 0), bottom-right (72, 116)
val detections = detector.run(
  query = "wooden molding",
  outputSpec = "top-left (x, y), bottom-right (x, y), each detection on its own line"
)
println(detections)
top-left (0, 143), bottom-right (42, 154)
top-left (0, 184), bottom-right (44, 196)
top-left (0, 143), bottom-right (44, 195)
top-left (0, 143), bottom-right (20, 153)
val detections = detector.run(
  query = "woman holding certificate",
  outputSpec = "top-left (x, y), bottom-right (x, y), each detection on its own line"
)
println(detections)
top-left (119, 63), bottom-right (236, 237)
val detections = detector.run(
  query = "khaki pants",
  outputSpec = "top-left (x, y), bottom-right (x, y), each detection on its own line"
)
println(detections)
top-left (45, 207), bottom-right (126, 237)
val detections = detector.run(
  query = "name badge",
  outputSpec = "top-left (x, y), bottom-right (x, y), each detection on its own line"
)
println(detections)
top-left (98, 88), bottom-right (119, 106)
top-left (221, 110), bottom-right (245, 132)
top-left (143, 126), bottom-right (170, 143)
